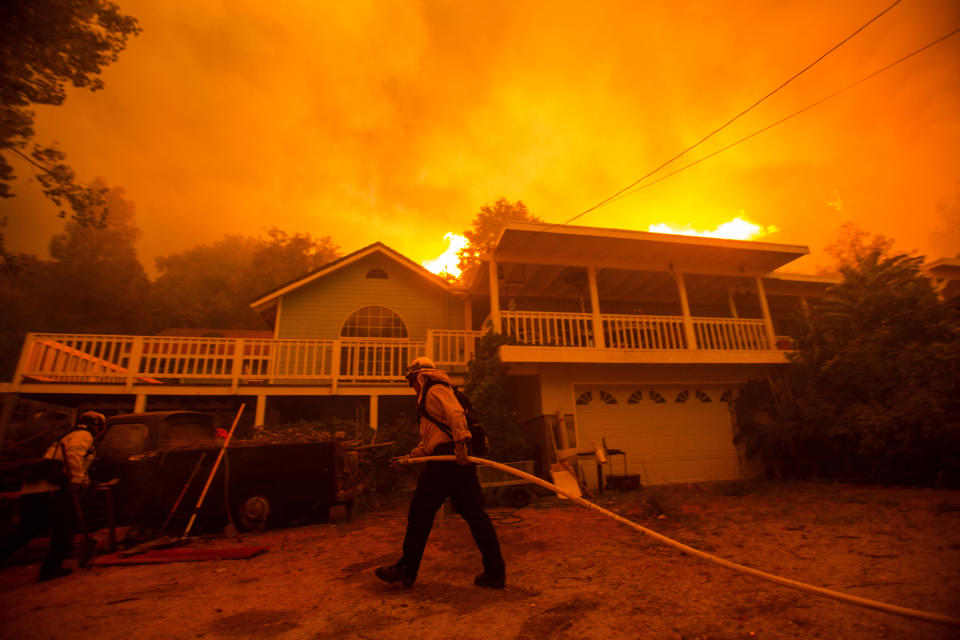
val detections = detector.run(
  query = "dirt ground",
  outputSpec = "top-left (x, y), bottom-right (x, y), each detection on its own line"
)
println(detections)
top-left (1, 480), bottom-right (959, 640)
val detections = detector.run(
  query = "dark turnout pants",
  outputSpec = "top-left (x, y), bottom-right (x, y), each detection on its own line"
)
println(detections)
top-left (0, 489), bottom-right (75, 578)
top-left (400, 445), bottom-right (505, 579)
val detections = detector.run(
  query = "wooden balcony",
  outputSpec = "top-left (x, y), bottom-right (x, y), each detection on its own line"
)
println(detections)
top-left (9, 331), bottom-right (483, 390)
top-left (494, 311), bottom-right (789, 365)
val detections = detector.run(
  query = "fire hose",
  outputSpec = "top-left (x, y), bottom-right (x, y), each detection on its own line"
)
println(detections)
top-left (401, 455), bottom-right (960, 628)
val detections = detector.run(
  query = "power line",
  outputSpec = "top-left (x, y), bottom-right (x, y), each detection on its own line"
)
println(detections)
top-left (560, 0), bottom-right (904, 227)
top-left (604, 25), bottom-right (960, 206)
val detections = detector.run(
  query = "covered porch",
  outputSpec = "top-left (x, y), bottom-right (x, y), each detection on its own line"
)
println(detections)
top-left (472, 222), bottom-right (814, 364)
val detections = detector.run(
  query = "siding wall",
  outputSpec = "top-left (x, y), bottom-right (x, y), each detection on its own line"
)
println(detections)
top-left (276, 252), bottom-right (465, 340)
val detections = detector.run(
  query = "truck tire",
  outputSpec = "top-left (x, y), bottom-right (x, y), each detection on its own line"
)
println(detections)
top-left (235, 491), bottom-right (273, 532)
top-left (505, 486), bottom-right (531, 509)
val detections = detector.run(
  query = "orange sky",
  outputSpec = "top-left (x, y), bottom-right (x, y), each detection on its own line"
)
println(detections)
top-left (4, 0), bottom-right (960, 274)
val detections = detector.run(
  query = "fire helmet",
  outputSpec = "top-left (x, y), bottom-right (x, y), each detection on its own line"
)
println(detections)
top-left (405, 357), bottom-right (436, 383)
top-left (77, 411), bottom-right (106, 434)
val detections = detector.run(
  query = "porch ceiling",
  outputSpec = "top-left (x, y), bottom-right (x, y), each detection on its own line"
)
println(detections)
top-left (490, 222), bottom-right (808, 275)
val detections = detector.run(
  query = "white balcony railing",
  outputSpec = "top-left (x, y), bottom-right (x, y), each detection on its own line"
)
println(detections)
top-left (498, 311), bottom-right (774, 352)
top-left (603, 314), bottom-right (688, 350)
top-left (501, 311), bottom-right (594, 347)
top-left (692, 317), bottom-right (769, 351)
top-left (14, 331), bottom-right (481, 387)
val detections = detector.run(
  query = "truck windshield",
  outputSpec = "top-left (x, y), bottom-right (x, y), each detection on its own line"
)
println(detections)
top-left (164, 418), bottom-right (214, 445)
top-left (100, 423), bottom-right (149, 456)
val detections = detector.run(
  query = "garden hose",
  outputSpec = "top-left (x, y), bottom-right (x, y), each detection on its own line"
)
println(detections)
top-left (404, 455), bottom-right (960, 628)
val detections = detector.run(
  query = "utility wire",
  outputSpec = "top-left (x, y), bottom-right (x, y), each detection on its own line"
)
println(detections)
top-left (604, 25), bottom-right (960, 206)
top-left (560, 0), bottom-right (904, 227)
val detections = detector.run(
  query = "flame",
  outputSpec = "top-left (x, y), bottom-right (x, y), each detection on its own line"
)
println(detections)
top-left (422, 233), bottom-right (469, 278)
top-left (648, 216), bottom-right (778, 241)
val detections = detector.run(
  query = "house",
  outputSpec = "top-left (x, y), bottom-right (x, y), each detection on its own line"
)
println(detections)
top-left (2, 224), bottom-right (956, 487)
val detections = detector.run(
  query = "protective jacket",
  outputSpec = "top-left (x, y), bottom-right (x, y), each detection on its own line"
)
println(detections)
top-left (44, 429), bottom-right (95, 486)
top-left (409, 368), bottom-right (470, 457)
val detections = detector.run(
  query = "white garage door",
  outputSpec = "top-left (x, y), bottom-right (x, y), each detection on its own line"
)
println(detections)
top-left (574, 385), bottom-right (740, 488)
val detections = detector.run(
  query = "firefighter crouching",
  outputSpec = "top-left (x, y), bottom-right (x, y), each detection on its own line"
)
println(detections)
top-left (0, 410), bottom-right (105, 581)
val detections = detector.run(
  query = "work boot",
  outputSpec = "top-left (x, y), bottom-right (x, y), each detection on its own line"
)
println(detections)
top-left (473, 571), bottom-right (505, 589)
top-left (375, 563), bottom-right (415, 588)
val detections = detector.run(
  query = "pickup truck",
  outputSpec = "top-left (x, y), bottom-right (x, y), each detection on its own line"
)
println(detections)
top-left (88, 411), bottom-right (364, 532)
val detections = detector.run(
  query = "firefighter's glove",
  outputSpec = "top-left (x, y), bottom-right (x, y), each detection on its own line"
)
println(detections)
top-left (389, 456), bottom-right (412, 471)
top-left (454, 441), bottom-right (471, 466)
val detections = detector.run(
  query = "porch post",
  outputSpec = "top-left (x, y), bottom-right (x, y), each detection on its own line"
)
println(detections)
top-left (755, 277), bottom-right (777, 349)
top-left (255, 394), bottom-right (267, 426)
top-left (369, 395), bottom-right (379, 431)
top-left (675, 272), bottom-right (697, 350)
top-left (587, 266), bottom-right (605, 348)
top-left (331, 339), bottom-right (341, 394)
top-left (134, 394), bottom-right (147, 413)
top-left (126, 336), bottom-right (145, 391)
top-left (727, 286), bottom-right (739, 318)
top-left (231, 338), bottom-right (245, 393)
top-left (488, 258), bottom-right (502, 333)
top-left (464, 296), bottom-right (473, 331)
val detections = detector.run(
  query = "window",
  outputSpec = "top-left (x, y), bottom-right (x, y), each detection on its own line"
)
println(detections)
top-left (163, 416), bottom-right (215, 447)
top-left (598, 391), bottom-right (617, 405)
top-left (695, 390), bottom-right (712, 403)
top-left (576, 391), bottom-right (593, 405)
top-left (627, 391), bottom-right (643, 404)
top-left (366, 268), bottom-right (388, 279)
top-left (341, 306), bottom-right (408, 338)
top-left (649, 390), bottom-right (666, 404)
top-left (720, 389), bottom-right (733, 402)
top-left (99, 423), bottom-right (149, 456)
top-left (675, 390), bottom-right (690, 403)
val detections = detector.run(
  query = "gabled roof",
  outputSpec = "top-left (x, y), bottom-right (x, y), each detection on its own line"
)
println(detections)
top-left (250, 242), bottom-right (457, 313)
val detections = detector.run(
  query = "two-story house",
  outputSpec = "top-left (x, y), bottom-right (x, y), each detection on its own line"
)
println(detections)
top-left (2, 223), bottom-right (954, 487)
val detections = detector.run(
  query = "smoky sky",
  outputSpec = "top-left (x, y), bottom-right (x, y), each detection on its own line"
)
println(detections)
top-left (4, 0), bottom-right (959, 272)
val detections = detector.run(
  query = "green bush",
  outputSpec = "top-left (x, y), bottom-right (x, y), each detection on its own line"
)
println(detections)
top-left (734, 238), bottom-right (960, 486)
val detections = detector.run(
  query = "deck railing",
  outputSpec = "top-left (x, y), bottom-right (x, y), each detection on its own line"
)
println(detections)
top-left (498, 312), bottom-right (775, 352)
top-left (603, 314), bottom-right (688, 350)
top-left (692, 317), bottom-right (770, 351)
top-left (15, 331), bottom-right (480, 386)
top-left (501, 311), bottom-right (594, 347)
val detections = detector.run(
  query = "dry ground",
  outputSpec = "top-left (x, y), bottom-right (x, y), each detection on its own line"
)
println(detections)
top-left (1, 481), bottom-right (959, 640)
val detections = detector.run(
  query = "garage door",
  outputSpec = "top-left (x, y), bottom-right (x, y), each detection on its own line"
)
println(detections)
top-left (574, 385), bottom-right (740, 488)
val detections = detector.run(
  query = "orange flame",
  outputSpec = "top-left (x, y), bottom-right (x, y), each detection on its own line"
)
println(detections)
top-left (648, 216), bottom-right (778, 240)
top-left (422, 233), bottom-right (469, 278)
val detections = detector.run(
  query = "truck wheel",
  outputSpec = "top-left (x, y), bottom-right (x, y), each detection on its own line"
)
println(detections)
top-left (236, 492), bottom-right (272, 531)
top-left (506, 487), bottom-right (531, 509)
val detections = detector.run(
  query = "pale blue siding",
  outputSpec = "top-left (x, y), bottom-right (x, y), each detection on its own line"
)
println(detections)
top-left (276, 252), bottom-right (464, 340)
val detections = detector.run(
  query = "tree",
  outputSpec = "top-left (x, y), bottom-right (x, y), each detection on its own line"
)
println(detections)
top-left (0, 0), bottom-right (140, 225)
top-left (464, 331), bottom-right (530, 461)
top-left (34, 181), bottom-right (152, 333)
top-left (735, 224), bottom-right (960, 485)
top-left (457, 198), bottom-right (541, 273)
top-left (152, 230), bottom-right (340, 330)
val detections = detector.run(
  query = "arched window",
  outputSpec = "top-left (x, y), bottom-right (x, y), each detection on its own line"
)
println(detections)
top-left (576, 391), bottom-right (593, 405)
top-left (627, 391), bottom-right (643, 404)
top-left (598, 391), bottom-right (617, 405)
top-left (341, 306), bottom-right (408, 338)
top-left (720, 389), bottom-right (734, 403)
top-left (675, 390), bottom-right (690, 403)
top-left (695, 390), bottom-right (712, 403)
top-left (649, 390), bottom-right (666, 404)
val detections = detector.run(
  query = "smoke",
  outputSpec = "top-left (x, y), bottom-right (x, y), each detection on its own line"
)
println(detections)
top-left (3, 0), bottom-right (959, 271)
